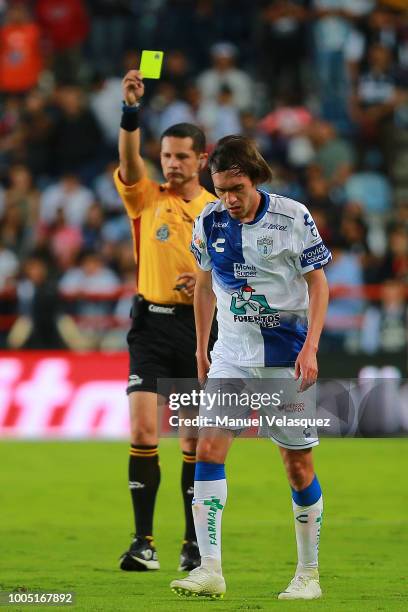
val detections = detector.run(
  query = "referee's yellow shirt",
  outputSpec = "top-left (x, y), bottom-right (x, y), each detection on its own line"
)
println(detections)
top-left (114, 169), bottom-right (214, 305)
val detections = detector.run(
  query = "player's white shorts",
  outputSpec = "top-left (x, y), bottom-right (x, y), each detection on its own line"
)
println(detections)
top-left (200, 357), bottom-right (319, 450)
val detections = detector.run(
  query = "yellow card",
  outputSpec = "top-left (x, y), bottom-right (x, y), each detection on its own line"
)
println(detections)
top-left (140, 50), bottom-right (164, 79)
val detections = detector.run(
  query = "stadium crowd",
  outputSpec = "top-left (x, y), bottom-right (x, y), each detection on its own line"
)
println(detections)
top-left (0, 0), bottom-right (407, 354)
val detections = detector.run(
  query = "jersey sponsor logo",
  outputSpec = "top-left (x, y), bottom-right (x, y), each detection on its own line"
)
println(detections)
top-left (304, 213), bottom-right (318, 237)
top-left (261, 223), bottom-right (287, 231)
top-left (156, 223), bottom-right (170, 241)
top-left (233, 263), bottom-right (256, 278)
top-left (257, 235), bottom-right (274, 259)
top-left (230, 285), bottom-right (280, 328)
top-left (300, 242), bottom-right (330, 267)
top-left (203, 496), bottom-right (224, 546)
top-left (212, 238), bottom-right (226, 253)
top-left (213, 221), bottom-right (229, 228)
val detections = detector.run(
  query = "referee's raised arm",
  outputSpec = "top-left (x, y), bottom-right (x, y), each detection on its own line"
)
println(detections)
top-left (119, 70), bottom-right (145, 185)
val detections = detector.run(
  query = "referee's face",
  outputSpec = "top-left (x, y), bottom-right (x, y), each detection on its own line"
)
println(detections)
top-left (212, 170), bottom-right (260, 223)
top-left (161, 136), bottom-right (201, 187)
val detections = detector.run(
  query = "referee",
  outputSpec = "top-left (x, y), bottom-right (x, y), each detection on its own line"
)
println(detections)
top-left (114, 70), bottom-right (215, 573)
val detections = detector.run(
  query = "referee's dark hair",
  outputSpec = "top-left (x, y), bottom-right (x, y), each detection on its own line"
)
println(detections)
top-left (209, 135), bottom-right (273, 185)
top-left (161, 123), bottom-right (206, 154)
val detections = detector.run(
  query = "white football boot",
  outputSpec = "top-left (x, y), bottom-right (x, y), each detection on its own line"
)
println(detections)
top-left (278, 571), bottom-right (322, 600)
top-left (170, 566), bottom-right (226, 599)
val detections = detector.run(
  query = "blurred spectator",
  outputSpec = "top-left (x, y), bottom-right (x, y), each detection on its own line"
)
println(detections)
top-left (50, 85), bottom-right (104, 180)
top-left (378, 225), bottom-right (408, 281)
top-left (308, 119), bottom-right (356, 188)
top-left (147, 82), bottom-right (195, 138)
top-left (90, 74), bottom-right (122, 148)
top-left (58, 250), bottom-right (121, 349)
top-left (360, 279), bottom-right (407, 354)
top-left (5, 164), bottom-right (40, 227)
top-left (197, 42), bottom-right (253, 111)
top-left (40, 174), bottom-right (94, 227)
top-left (36, 0), bottom-right (89, 84)
top-left (0, 3), bottom-right (42, 94)
top-left (0, 96), bottom-right (23, 172)
top-left (161, 50), bottom-right (193, 97)
top-left (18, 90), bottom-right (54, 179)
top-left (59, 249), bottom-right (120, 300)
top-left (87, 0), bottom-right (133, 77)
top-left (259, 93), bottom-right (313, 166)
top-left (82, 202), bottom-right (105, 251)
top-left (323, 237), bottom-right (365, 350)
top-left (0, 198), bottom-right (33, 257)
top-left (197, 85), bottom-right (242, 145)
top-left (93, 162), bottom-right (123, 216)
top-left (0, 240), bottom-right (18, 290)
top-left (240, 110), bottom-right (272, 158)
top-left (350, 43), bottom-right (406, 157)
top-left (256, 0), bottom-right (309, 100)
top-left (313, 0), bottom-right (375, 120)
top-left (344, 168), bottom-right (392, 215)
top-left (346, 5), bottom-right (405, 83)
top-left (46, 208), bottom-right (83, 272)
top-left (8, 253), bottom-right (65, 349)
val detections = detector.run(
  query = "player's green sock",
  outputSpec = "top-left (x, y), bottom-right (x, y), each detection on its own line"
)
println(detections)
top-left (291, 475), bottom-right (323, 575)
top-left (128, 444), bottom-right (160, 537)
top-left (181, 451), bottom-right (196, 541)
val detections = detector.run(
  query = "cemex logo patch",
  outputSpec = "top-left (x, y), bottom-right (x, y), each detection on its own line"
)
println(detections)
top-left (301, 242), bottom-right (330, 267)
top-left (233, 263), bottom-right (256, 278)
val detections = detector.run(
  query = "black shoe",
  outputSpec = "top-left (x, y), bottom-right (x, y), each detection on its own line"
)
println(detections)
top-left (119, 536), bottom-right (160, 571)
top-left (178, 540), bottom-right (201, 572)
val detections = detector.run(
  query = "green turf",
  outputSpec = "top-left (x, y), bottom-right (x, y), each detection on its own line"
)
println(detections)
top-left (0, 439), bottom-right (407, 611)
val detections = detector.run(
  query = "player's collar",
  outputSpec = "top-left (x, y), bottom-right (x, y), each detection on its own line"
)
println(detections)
top-left (245, 190), bottom-right (269, 226)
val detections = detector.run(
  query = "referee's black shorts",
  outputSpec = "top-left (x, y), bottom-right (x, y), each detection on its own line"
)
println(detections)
top-left (126, 299), bottom-right (216, 397)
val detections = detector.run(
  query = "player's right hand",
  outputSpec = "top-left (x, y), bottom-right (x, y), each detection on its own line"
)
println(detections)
top-left (122, 70), bottom-right (144, 106)
top-left (196, 353), bottom-right (210, 387)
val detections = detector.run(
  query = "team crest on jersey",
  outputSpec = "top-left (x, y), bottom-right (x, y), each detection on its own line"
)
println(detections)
top-left (257, 236), bottom-right (274, 259)
top-left (156, 224), bottom-right (170, 241)
top-left (230, 285), bottom-right (280, 328)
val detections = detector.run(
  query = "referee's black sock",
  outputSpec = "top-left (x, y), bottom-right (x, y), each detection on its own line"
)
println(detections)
top-left (181, 451), bottom-right (197, 542)
top-left (128, 444), bottom-right (160, 538)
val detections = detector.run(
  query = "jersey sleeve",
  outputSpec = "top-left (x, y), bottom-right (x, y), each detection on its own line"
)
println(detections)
top-left (191, 213), bottom-right (213, 271)
top-left (294, 205), bottom-right (332, 275)
top-left (113, 168), bottom-right (159, 219)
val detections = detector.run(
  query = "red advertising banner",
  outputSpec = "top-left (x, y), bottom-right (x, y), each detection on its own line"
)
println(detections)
top-left (0, 352), bottom-right (130, 439)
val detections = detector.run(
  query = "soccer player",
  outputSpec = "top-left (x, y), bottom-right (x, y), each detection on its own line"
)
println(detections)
top-left (114, 70), bottom-right (215, 572)
top-left (170, 135), bottom-right (331, 599)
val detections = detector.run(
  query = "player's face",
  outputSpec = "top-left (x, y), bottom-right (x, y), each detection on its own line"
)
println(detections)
top-left (212, 171), bottom-right (259, 222)
top-left (160, 137), bottom-right (202, 186)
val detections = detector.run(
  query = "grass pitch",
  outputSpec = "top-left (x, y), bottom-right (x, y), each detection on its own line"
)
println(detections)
top-left (0, 438), bottom-right (407, 611)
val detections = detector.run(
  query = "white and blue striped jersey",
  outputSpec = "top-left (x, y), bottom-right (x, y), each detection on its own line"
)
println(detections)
top-left (191, 191), bottom-right (332, 367)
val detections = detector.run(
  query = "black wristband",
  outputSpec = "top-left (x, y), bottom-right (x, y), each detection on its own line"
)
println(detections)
top-left (120, 102), bottom-right (140, 132)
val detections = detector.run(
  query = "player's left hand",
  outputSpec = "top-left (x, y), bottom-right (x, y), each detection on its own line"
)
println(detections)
top-left (294, 345), bottom-right (318, 392)
top-left (176, 272), bottom-right (196, 297)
